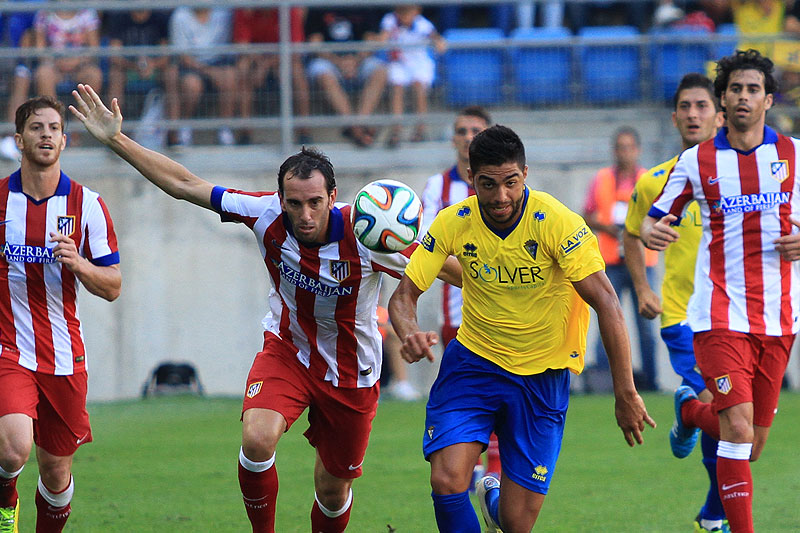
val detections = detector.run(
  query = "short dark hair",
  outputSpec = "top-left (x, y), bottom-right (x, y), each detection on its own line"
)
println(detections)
top-left (614, 126), bottom-right (640, 148)
top-left (457, 106), bottom-right (492, 126)
top-left (15, 96), bottom-right (65, 134)
top-left (277, 147), bottom-right (335, 195)
top-left (672, 72), bottom-right (718, 111)
top-left (469, 125), bottom-right (526, 173)
top-left (714, 49), bottom-right (778, 101)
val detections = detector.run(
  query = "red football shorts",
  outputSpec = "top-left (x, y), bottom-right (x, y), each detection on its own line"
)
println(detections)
top-left (0, 357), bottom-right (92, 455)
top-left (242, 332), bottom-right (379, 479)
top-left (693, 330), bottom-right (794, 427)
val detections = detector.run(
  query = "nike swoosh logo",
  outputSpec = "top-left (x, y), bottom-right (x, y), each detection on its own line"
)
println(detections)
top-left (708, 176), bottom-right (722, 185)
top-left (0, 220), bottom-right (10, 226)
top-left (271, 239), bottom-right (287, 251)
top-left (721, 481), bottom-right (748, 491)
top-left (76, 432), bottom-right (90, 445)
top-left (348, 461), bottom-right (364, 471)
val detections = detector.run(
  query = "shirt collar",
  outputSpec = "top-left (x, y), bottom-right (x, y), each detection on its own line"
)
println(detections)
top-left (714, 126), bottom-right (778, 154)
top-left (9, 169), bottom-right (71, 197)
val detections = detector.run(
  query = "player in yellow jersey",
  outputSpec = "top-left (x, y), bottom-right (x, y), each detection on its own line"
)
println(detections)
top-left (623, 73), bottom-right (726, 533)
top-left (389, 125), bottom-right (656, 532)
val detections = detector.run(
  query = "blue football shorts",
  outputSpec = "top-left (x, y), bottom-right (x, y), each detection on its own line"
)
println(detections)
top-left (422, 339), bottom-right (570, 494)
top-left (660, 322), bottom-right (705, 394)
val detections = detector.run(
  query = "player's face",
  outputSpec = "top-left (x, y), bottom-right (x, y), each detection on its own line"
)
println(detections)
top-left (613, 132), bottom-right (640, 169)
top-left (15, 107), bottom-right (66, 168)
top-left (280, 170), bottom-right (337, 245)
top-left (672, 87), bottom-right (722, 149)
top-left (721, 68), bottom-right (773, 132)
top-left (470, 161), bottom-right (528, 230)
top-left (452, 115), bottom-right (488, 167)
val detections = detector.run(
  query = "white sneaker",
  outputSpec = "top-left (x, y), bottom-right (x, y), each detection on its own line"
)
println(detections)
top-left (178, 127), bottom-right (192, 146)
top-left (475, 475), bottom-right (501, 533)
top-left (387, 380), bottom-right (421, 401)
top-left (0, 136), bottom-right (20, 161)
top-left (218, 127), bottom-right (235, 146)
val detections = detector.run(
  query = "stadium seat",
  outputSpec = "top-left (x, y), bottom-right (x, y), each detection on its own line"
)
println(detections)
top-left (442, 28), bottom-right (505, 106)
top-left (509, 27), bottom-right (572, 105)
top-left (649, 26), bottom-right (712, 101)
top-left (578, 25), bottom-right (641, 104)
top-left (714, 23), bottom-right (738, 59)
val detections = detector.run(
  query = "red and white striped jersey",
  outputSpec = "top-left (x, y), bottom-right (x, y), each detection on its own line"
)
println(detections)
top-left (211, 186), bottom-right (412, 388)
top-left (650, 127), bottom-right (800, 336)
top-left (421, 165), bottom-right (472, 330)
top-left (0, 170), bottom-right (120, 375)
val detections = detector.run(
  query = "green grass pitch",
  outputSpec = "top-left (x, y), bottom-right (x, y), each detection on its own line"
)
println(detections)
top-left (13, 392), bottom-right (800, 531)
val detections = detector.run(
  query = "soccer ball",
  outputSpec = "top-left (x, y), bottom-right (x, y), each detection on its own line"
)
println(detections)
top-left (351, 179), bottom-right (423, 253)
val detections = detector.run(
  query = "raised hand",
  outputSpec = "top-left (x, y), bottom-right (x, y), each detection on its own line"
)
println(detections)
top-left (68, 84), bottom-right (123, 145)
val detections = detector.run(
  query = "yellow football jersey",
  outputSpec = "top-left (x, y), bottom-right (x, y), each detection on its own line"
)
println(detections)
top-left (406, 187), bottom-right (605, 375)
top-left (624, 156), bottom-right (702, 328)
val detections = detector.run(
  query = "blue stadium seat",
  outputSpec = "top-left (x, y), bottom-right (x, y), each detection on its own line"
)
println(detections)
top-left (715, 23), bottom-right (738, 59)
top-left (649, 26), bottom-right (712, 101)
top-left (442, 28), bottom-right (505, 106)
top-left (509, 27), bottom-right (572, 105)
top-left (578, 25), bottom-right (641, 103)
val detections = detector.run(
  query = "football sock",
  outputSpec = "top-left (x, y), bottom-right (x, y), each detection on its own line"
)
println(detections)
top-left (682, 399), bottom-right (720, 439)
top-left (486, 433), bottom-right (501, 475)
top-left (431, 490), bottom-right (481, 533)
top-left (310, 489), bottom-right (352, 533)
top-left (238, 448), bottom-right (277, 533)
top-left (35, 476), bottom-right (73, 533)
top-left (699, 432), bottom-right (724, 521)
top-left (0, 464), bottom-right (23, 508)
top-left (717, 441), bottom-right (753, 533)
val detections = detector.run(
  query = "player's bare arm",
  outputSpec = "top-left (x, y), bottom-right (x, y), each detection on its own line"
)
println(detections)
top-left (622, 229), bottom-right (662, 319)
top-left (49, 231), bottom-right (121, 301)
top-left (573, 271), bottom-right (656, 446)
top-left (388, 274), bottom-right (439, 363)
top-left (436, 255), bottom-right (462, 288)
top-left (773, 216), bottom-right (800, 261)
top-left (639, 214), bottom-right (680, 251)
top-left (69, 84), bottom-right (215, 210)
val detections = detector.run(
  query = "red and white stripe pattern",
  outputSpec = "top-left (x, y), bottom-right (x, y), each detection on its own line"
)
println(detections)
top-left (421, 166), bottom-right (472, 331)
top-left (212, 187), bottom-right (411, 388)
top-left (651, 127), bottom-right (800, 336)
top-left (0, 170), bottom-right (119, 375)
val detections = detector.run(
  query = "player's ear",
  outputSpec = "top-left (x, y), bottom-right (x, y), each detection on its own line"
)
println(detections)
top-left (329, 187), bottom-right (337, 206)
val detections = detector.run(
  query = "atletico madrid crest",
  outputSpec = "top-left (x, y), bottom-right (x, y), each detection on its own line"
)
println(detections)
top-left (770, 160), bottom-right (789, 183)
top-left (246, 381), bottom-right (263, 398)
top-left (715, 375), bottom-right (732, 395)
top-left (57, 215), bottom-right (75, 237)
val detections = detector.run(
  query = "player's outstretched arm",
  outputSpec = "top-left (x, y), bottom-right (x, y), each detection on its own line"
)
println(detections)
top-left (388, 275), bottom-right (439, 363)
top-left (69, 84), bottom-right (215, 210)
top-left (622, 229), bottom-right (661, 319)
top-left (573, 271), bottom-right (656, 446)
top-left (639, 214), bottom-right (679, 251)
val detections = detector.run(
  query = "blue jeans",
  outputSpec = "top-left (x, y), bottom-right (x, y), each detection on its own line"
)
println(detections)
top-left (593, 263), bottom-right (658, 389)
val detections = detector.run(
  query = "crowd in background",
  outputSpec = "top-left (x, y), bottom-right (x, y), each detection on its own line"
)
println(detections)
top-left (0, 0), bottom-right (798, 157)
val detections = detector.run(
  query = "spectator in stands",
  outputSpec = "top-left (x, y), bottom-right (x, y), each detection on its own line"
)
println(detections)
top-left (305, 7), bottom-right (387, 147)
top-left (233, 7), bottom-right (312, 145)
top-left (168, 7), bottom-right (236, 147)
top-left (32, 3), bottom-right (102, 100)
top-left (583, 127), bottom-right (659, 391)
top-left (0, 0), bottom-right (44, 161)
top-left (437, 4), bottom-right (515, 35)
top-left (379, 5), bottom-right (446, 148)
top-left (104, 9), bottom-right (173, 115)
top-left (566, 1), bottom-right (652, 32)
top-left (727, 0), bottom-right (785, 54)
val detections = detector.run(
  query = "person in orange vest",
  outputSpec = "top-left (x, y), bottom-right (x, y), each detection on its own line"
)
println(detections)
top-left (583, 126), bottom-right (659, 391)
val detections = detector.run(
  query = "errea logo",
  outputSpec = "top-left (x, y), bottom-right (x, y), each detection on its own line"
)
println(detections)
top-left (532, 465), bottom-right (548, 482)
top-left (463, 242), bottom-right (477, 257)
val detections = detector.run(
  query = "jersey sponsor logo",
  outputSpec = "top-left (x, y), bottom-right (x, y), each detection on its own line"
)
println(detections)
top-left (524, 239), bottom-right (538, 260)
top-left (246, 381), bottom-right (263, 398)
top-left (559, 225), bottom-right (591, 255)
top-left (274, 260), bottom-right (353, 297)
top-left (468, 261), bottom-right (544, 288)
top-left (707, 175), bottom-right (723, 185)
top-left (771, 160), bottom-right (789, 183)
top-left (533, 211), bottom-right (545, 221)
top-left (2, 242), bottom-right (57, 264)
top-left (715, 374), bottom-right (732, 395)
top-left (421, 232), bottom-right (435, 252)
top-left (329, 260), bottom-right (350, 282)
top-left (531, 465), bottom-right (548, 482)
top-left (462, 242), bottom-right (477, 257)
top-left (712, 191), bottom-right (790, 214)
top-left (456, 206), bottom-right (471, 218)
top-left (57, 215), bottom-right (75, 237)
top-left (74, 355), bottom-right (85, 363)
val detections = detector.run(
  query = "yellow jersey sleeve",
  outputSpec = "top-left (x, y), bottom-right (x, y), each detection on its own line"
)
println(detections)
top-left (408, 188), bottom-right (605, 376)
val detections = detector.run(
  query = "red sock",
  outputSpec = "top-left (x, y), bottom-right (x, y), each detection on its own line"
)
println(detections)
top-left (35, 487), bottom-right (70, 533)
top-left (682, 399), bottom-right (720, 439)
top-left (310, 495), bottom-right (352, 533)
top-left (238, 463), bottom-right (278, 533)
top-left (717, 456), bottom-right (753, 533)
top-left (486, 433), bottom-right (501, 475)
top-left (0, 474), bottom-right (18, 508)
